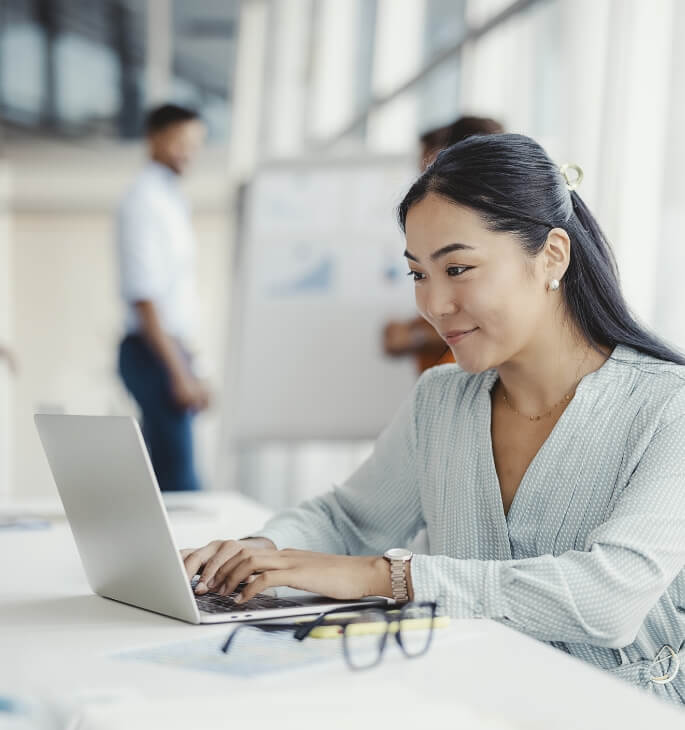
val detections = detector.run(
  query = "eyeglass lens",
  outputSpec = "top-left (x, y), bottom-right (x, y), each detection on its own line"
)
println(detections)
top-left (342, 608), bottom-right (390, 670)
top-left (396, 602), bottom-right (434, 658)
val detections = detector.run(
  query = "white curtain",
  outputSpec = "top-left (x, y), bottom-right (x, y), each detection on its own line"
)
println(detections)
top-left (461, 0), bottom-right (685, 349)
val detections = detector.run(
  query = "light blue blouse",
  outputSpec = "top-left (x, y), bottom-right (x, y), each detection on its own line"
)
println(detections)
top-left (258, 345), bottom-right (685, 705)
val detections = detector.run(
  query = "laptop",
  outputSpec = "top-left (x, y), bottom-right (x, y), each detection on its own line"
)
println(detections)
top-left (34, 414), bottom-right (389, 624)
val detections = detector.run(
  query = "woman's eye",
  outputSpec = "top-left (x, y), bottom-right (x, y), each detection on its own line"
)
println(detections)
top-left (447, 266), bottom-right (471, 276)
top-left (407, 266), bottom-right (471, 282)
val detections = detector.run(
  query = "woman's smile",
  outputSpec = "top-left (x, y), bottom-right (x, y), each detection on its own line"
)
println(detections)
top-left (442, 327), bottom-right (479, 344)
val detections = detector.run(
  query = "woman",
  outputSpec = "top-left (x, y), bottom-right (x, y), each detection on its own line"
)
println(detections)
top-left (183, 134), bottom-right (685, 704)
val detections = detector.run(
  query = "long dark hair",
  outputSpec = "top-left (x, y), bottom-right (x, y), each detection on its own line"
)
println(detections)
top-left (398, 133), bottom-right (685, 366)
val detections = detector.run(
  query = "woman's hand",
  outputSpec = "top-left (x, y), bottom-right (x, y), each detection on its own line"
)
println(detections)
top-left (181, 537), bottom-right (275, 590)
top-left (181, 539), bottom-right (391, 603)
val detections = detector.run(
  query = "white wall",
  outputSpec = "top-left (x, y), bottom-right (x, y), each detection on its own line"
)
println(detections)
top-left (5, 142), bottom-right (233, 498)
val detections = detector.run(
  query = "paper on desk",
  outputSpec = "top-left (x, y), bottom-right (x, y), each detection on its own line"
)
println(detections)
top-left (113, 627), bottom-right (343, 677)
top-left (0, 517), bottom-right (52, 530)
top-left (0, 499), bottom-right (66, 529)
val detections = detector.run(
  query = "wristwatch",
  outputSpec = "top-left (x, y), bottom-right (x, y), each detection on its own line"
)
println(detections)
top-left (383, 548), bottom-right (413, 604)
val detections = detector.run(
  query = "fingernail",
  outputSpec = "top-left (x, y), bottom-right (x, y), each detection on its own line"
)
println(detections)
top-left (207, 578), bottom-right (215, 589)
top-left (195, 582), bottom-right (207, 593)
top-left (246, 575), bottom-right (256, 584)
top-left (235, 593), bottom-right (242, 603)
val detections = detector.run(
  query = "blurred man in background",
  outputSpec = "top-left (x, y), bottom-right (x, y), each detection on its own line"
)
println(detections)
top-left (383, 115), bottom-right (504, 374)
top-left (116, 104), bottom-right (208, 492)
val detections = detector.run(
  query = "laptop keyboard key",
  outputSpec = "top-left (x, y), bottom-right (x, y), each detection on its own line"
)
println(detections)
top-left (192, 579), bottom-right (301, 614)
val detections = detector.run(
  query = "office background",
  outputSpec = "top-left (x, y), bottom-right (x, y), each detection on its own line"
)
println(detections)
top-left (0, 0), bottom-right (684, 510)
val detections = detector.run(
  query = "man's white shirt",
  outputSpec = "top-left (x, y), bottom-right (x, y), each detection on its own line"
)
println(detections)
top-left (116, 161), bottom-right (197, 346)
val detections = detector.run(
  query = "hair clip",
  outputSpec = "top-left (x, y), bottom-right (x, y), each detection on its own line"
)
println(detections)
top-left (559, 163), bottom-right (583, 191)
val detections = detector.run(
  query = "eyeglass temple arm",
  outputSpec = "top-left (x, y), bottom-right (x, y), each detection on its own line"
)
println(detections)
top-left (293, 605), bottom-right (367, 641)
top-left (293, 612), bottom-right (329, 641)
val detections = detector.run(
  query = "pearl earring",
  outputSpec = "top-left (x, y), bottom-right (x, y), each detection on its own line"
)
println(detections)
top-left (548, 279), bottom-right (560, 291)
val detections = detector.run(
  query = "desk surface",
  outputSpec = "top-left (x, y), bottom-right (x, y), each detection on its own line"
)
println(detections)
top-left (1, 491), bottom-right (683, 729)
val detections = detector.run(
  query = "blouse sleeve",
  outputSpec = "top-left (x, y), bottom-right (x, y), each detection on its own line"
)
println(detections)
top-left (411, 386), bottom-right (685, 649)
top-left (256, 380), bottom-right (426, 557)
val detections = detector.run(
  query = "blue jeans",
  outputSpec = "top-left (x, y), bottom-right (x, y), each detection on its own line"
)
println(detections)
top-left (118, 334), bottom-right (201, 492)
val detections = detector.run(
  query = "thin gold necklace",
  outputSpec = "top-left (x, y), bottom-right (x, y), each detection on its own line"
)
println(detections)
top-left (499, 346), bottom-right (591, 422)
top-left (501, 386), bottom-right (574, 421)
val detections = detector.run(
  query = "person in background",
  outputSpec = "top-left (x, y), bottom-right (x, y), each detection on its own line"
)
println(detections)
top-left (116, 103), bottom-right (209, 492)
top-left (383, 115), bottom-right (504, 374)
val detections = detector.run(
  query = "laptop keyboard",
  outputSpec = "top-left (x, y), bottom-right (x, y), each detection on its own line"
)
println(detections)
top-left (191, 577), bottom-right (301, 614)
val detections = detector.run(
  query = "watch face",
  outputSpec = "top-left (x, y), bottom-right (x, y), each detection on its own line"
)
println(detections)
top-left (385, 548), bottom-right (412, 561)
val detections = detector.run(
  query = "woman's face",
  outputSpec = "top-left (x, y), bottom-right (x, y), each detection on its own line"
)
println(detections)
top-left (404, 192), bottom-right (559, 373)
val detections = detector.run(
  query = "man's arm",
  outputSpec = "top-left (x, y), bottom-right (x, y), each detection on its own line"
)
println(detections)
top-left (135, 300), bottom-right (209, 411)
top-left (383, 317), bottom-right (448, 357)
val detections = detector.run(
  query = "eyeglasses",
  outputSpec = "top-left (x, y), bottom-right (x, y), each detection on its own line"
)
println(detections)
top-left (221, 601), bottom-right (439, 671)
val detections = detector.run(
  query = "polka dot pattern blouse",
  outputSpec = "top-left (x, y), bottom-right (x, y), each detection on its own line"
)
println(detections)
top-left (259, 345), bottom-right (685, 705)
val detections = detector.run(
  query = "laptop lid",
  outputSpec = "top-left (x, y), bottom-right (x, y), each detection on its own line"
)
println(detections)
top-left (35, 414), bottom-right (202, 623)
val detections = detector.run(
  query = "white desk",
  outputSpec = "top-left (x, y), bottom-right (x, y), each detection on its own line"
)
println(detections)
top-left (1, 491), bottom-right (683, 729)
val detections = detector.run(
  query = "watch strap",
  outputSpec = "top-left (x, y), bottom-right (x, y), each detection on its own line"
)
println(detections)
top-left (389, 558), bottom-right (410, 604)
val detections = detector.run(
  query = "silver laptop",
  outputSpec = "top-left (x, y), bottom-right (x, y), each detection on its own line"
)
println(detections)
top-left (34, 414), bottom-right (388, 624)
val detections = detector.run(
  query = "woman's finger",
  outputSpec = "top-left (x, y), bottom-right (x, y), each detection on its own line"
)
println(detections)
top-left (198, 544), bottom-right (253, 592)
top-left (216, 551), bottom-right (286, 597)
top-left (197, 540), bottom-right (243, 590)
top-left (235, 569), bottom-right (291, 604)
top-left (182, 540), bottom-right (222, 581)
top-left (216, 551), bottom-right (285, 596)
top-left (179, 549), bottom-right (197, 579)
top-left (209, 548), bottom-right (262, 592)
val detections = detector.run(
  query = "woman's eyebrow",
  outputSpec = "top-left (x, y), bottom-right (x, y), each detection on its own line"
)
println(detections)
top-left (403, 242), bottom-right (475, 263)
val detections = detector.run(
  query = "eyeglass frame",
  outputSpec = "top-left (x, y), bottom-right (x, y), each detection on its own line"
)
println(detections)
top-left (220, 601), bottom-right (439, 671)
